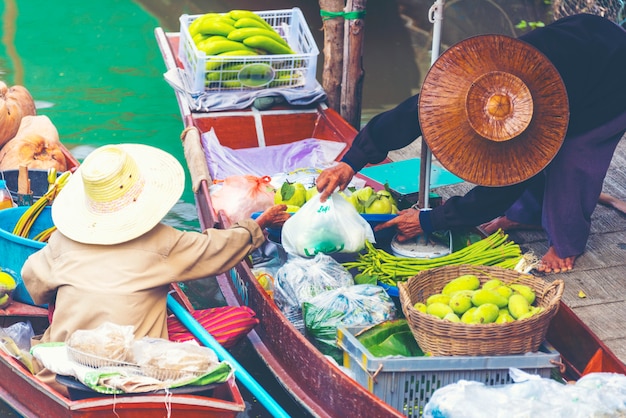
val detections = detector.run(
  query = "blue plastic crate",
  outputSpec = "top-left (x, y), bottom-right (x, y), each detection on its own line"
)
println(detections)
top-left (0, 206), bottom-right (52, 306)
top-left (337, 326), bottom-right (561, 417)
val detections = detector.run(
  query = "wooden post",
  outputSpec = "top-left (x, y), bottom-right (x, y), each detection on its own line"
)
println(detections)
top-left (340, 0), bottom-right (367, 130)
top-left (319, 0), bottom-right (345, 113)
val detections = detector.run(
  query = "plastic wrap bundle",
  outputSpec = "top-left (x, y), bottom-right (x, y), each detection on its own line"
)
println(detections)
top-left (424, 368), bottom-right (626, 418)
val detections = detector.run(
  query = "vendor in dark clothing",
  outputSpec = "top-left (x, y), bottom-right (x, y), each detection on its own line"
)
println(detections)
top-left (316, 14), bottom-right (626, 273)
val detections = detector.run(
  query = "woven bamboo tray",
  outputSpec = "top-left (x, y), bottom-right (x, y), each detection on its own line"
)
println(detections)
top-left (398, 264), bottom-right (564, 356)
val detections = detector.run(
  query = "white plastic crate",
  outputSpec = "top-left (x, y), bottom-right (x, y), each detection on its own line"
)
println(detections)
top-left (178, 8), bottom-right (319, 94)
top-left (337, 326), bottom-right (561, 417)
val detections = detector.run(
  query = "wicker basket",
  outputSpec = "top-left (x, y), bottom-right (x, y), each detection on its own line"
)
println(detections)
top-left (398, 264), bottom-right (564, 356)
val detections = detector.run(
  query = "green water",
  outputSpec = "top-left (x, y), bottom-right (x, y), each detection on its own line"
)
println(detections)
top-left (1, 0), bottom-right (198, 230)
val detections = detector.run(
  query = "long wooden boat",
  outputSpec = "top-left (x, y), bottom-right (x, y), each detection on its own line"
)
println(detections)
top-left (0, 147), bottom-right (246, 417)
top-left (155, 27), bottom-right (626, 418)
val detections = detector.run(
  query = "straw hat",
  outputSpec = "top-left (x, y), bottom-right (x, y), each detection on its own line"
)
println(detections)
top-left (418, 34), bottom-right (569, 186)
top-left (52, 144), bottom-right (185, 245)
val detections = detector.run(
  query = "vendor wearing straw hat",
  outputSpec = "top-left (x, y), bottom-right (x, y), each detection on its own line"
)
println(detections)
top-left (21, 143), bottom-right (289, 394)
top-left (316, 13), bottom-right (626, 273)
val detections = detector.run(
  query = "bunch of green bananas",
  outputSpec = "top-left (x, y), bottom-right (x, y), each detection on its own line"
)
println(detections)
top-left (12, 170), bottom-right (71, 240)
top-left (189, 10), bottom-right (296, 56)
top-left (188, 10), bottom-right (302, 89)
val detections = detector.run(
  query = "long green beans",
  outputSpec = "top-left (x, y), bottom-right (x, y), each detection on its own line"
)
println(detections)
top-left (343, 230), bottom-right (523, 286)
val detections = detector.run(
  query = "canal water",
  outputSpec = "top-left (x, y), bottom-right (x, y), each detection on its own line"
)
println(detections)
top-left (0, 0), bottom-right (563, 416)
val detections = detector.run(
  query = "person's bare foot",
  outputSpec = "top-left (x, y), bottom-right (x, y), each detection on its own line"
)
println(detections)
top-left (479, 216), bottom-right (543, 234)
top-left (598, 192), bottom-right (626, 215)
top-left (536, 246), bottom-right (577, 273)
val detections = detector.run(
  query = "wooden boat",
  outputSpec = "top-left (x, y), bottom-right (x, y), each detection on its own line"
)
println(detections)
top-left (0, 147), bottom-right (246, 417)
top-left (155, 27), bottom-right (626, 418)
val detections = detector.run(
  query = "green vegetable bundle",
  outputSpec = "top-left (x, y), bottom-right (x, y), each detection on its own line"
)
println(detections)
top-left (343, 230), bottom-right (523, 287)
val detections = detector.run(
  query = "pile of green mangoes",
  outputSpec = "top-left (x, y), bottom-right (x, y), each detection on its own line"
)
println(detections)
top-left (274, 183), bottom-right (398, 215)
top-left (187, 10), bottom-right (301, 89)
top-left (413, 274), bottom-right (543, 324)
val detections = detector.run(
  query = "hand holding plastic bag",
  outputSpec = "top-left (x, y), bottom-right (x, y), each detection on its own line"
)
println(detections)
top-left (210, 175), bottom-right (275, 223)
top-left (281, 192), bottom-right (375, 257)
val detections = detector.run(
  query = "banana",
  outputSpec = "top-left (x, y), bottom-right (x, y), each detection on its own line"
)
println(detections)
top-left (197, 18), bottom-right (237, 37)
top-left (188, 13), bottom-right (222, 36)
top-left (243, 35), bottom-right (295, 55)
top-left (227, 27), bottom-right (289, 47)
top-left (196, 35), bottom-right (228, 50)
top-left (228, 10), bottom-right (272, 26)
top-left (204, 50), bottom-right (259, 71)
top-left (233, 17), bottom-right (274, 30)
top-left (198, 39), bottom-right (255, 56)
top-left (206, 63), bottom-right (246, 81)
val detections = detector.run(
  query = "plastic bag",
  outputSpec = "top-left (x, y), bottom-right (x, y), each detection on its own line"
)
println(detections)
top-left (210, 175), bottom-right (275, 223)
top-left (0, 321), bottom-right (35, 351)
top-left (281, 192), bottom-right (375, 257)
top-left (202, 128), bottom-right (347, 179)
top-left (66, 322), bottom-right (135, 362)
top-left (303, 284), bottom-right (396, 362)
top-left (273, 253), bottom-right (354, 331)
top-left (423, 369), bottom-right (626, 418)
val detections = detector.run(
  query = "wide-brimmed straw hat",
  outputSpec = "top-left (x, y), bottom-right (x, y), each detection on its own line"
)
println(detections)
top-left (418, 34), bottom-right (569, 186)
top-left (52, 144), bottom-right (185, 245)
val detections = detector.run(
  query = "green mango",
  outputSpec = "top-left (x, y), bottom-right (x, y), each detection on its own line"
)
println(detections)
top-left (516, 306), bottom-right (545, 321)
top-left (508, 293), bottom-right (531, 319)
top-left (461, 307), bottom-right (477, 323)
top-left (448, 290), bottom-right (473, 315)
top-left (494, 285), bottom-right (514, 300)
top-left (471, 288), bottom-right (509, 308)
top-left (495, 311), bottom-right (516, 323)
top-left (443, 312), bottom-right (461, 323)
top-left (482, 279), bottom-right (504, 290)
top-left (510, 284), bottom-right (536, 305)
top-left (413, 302), bottom-right (427, 313)
top-left (426, 293), bottom-right (451, 306)
top-left (442, 274), bottom-right (480, 295)
top-left (472, 303), bottom-right (499, 324)
top-left (426, 302), bottom-right (454, 319)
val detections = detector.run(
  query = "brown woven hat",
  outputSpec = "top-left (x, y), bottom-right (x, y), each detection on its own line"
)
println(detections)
top-left (418, 34), bottom-right (569, 186)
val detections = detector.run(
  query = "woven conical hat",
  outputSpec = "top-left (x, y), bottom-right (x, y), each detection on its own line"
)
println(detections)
top-left (418, 34), bottom-right (569, 186)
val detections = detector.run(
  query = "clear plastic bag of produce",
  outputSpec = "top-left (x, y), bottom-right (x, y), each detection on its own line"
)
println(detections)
top-left (423, 368), bottom-right (626, 418)
top-left (303, 284), bottom-right (396, 362)
top-left (210, 174), bottom-right (275, 223)
top-left (281, 192), bottom-right (375, 257)
top-left (273, 253), bottom-right (354, 332)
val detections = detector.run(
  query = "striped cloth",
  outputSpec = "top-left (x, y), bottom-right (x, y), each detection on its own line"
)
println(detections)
top-left (167, 306), bottom-right (259, 348)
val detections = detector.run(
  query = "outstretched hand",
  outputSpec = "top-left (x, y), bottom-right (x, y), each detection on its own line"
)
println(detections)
top-left (315, 162), bottom-right (356, 202)
top-left (255, 204), bottom-right (290, 230)
top-left (374, 207), bottom-right (423, 242)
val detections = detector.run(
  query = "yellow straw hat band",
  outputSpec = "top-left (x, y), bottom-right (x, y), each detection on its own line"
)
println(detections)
top-left (82, 146), bottom-right (146, 213)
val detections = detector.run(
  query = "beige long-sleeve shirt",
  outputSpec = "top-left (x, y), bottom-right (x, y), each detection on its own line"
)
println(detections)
top-left (22, 219), bottom-right (265, 345)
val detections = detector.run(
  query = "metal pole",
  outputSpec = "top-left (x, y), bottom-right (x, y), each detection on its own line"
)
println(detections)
top-left (419, 0), bottom-right (445, 209)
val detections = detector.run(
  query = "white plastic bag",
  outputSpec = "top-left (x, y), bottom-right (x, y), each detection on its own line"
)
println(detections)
top-left (281, 192), bottom-right (375, 257)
